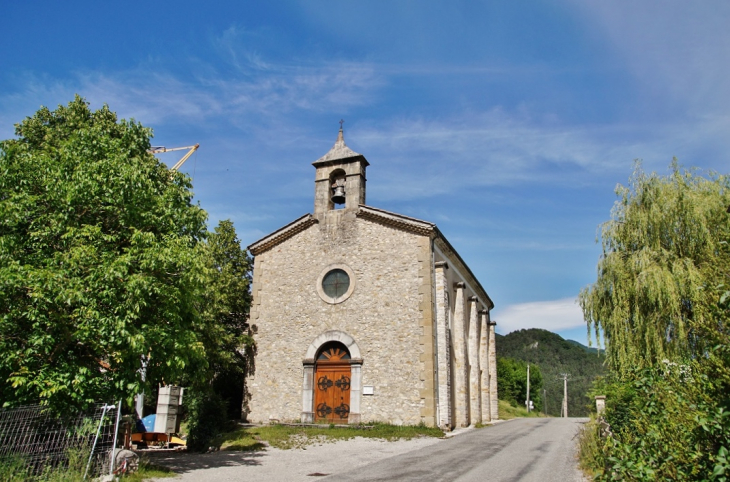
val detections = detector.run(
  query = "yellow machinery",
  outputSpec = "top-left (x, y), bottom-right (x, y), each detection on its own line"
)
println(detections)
top-left (130, 432), bottom-right (186, 449)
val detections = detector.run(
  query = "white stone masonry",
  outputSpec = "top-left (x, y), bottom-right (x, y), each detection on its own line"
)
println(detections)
top-left (479, 310), bottom-right (491, 422)
top-left (468, 297), bottom-right (481, 425)
top-left (488, 321), bottom-right (499, 420)
top-left (434, 262), bottom-right (451, 429)
top-left (452, 282), bottom-right (469, 427)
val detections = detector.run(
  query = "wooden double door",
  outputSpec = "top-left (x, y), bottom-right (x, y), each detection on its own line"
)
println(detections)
top-left (314, 362), bottom-right (351, 423)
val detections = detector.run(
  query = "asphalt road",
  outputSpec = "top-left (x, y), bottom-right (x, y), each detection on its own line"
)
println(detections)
top-left (325, 418), bottom-right (588, 482)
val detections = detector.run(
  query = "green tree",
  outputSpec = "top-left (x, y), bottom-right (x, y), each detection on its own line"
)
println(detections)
top-left (199, 220), bottom-right (254, 384)
top-left (580, 162), bottom-right (730, 374)
top-left (186, 220), bottom-right (255, 450)
top-left (0, 97), bottom-right (209, 411)
top-left (578, 162), bottom-right (730, 480)
top-left (497, 356), bottom-right (543, 412)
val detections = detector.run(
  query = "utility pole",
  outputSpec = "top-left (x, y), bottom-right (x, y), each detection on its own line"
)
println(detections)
top-left (526, 363), bottom-right (531, 413)
top-left (135, 356), bottom-right (147, 420)
top-left (543, 388), bottom-right (547, 416)
top-left (560, 373), bottom-right (569, 418)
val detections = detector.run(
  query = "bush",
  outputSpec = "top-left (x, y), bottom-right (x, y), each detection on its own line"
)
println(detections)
top-left (185, 390), bottom-right (230, 452)
top-left (0, 457), bottom-right (31, 482)
top-left (582, 359), bottom-right (730, 481)
top-left (577, 418), bottom-right (603, 477)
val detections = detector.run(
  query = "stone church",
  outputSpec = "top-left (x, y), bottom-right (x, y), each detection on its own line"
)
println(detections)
top-left (246, 129), bottom-right (498, 429)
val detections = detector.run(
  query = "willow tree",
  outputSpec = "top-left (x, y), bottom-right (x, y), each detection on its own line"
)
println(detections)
top-left (580, 162), bottom-right (730, 374)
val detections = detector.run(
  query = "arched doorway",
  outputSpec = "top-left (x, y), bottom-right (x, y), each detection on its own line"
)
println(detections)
top-left (314, 341), bottom-right (351, 423)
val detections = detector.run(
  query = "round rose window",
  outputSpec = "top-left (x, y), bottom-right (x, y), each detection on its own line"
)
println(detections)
top-left (316, 265), bottom-right (356, 304)
top-left (322, 269), bottom-right (350, 299)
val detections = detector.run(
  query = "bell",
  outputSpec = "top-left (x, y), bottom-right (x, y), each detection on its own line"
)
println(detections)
top-left (331, 186), bottom-right (346, 205)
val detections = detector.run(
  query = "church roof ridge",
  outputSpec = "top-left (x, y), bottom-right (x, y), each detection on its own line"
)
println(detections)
top-left (248, 213), bottom-right (318, 255)
top-left (433, 229), bottom-right (494, 310)
top-left (313, 128), bottom-right (364, 165)
top-left (356, 205), bottom-right (436, 230)
top-left (357, 205), bottom-right (493, 308)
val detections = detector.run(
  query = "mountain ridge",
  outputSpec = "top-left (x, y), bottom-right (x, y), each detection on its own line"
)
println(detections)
top-left (565, 339), bottom-right (602, 355)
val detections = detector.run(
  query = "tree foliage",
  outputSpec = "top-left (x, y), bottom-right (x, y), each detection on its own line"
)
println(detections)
top-left (497, 356), bottom-right (543, 413)
top-left (578, 162), bottom-right (730, 480)
top-left (580, 162), bottom-right (730, 374)
top-left (0, 97), bottom-right (213, 411)
top-left (199, 220), bottom-right (254, 383)
top-left (586, 342), bottom-right (730, 480)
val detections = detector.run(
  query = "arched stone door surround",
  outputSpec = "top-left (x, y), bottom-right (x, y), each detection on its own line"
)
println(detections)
top-left (313, 342), bottom-right (352, 422)
top-left (302, 330), bottom-right (362, 423)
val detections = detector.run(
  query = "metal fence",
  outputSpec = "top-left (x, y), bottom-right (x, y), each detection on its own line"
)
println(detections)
top-left (0, 402), bottom-right (121, 479)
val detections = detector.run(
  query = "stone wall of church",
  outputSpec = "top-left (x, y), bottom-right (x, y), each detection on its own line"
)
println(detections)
top-left (247, 212), bottom-right (434, 425)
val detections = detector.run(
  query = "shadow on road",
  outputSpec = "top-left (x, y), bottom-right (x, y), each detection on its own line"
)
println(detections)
top-left (144, 449), bottom-right (267, 474)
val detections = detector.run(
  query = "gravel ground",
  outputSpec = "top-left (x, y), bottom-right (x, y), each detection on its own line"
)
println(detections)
top-left (146, 419), bottom-right (586, 482)
top-left (146, 435), bottom-right (442, 482)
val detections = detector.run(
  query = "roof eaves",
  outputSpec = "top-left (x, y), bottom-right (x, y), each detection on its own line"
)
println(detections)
top-left (433, 226), bottom-right (494, 310)
top-left (356, 205), bottom-right (436, 237)
top-left (312, 154), bottom-right (369, 168)
top-left (248, 214), bottom-right (318, 256)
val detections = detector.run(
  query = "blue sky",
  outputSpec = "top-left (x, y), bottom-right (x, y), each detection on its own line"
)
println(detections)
top-left (3, 2), bottom-right (729, 345)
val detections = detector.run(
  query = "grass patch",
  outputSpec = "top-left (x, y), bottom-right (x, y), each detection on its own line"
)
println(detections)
top-left (0, 448), bottom-right (89, 482)
top-left (576, 416), bottom-right (604, 479)
top-left (498, 399), bottom-right (545, 420)
top-left (219, 422), bottom-right (444, 451)
top-left (0, 457), bottom-right (31, 482)
top-left (123, 457), bottom-right (176, 481)
top-left (0, 453), bottom-right (175, 482)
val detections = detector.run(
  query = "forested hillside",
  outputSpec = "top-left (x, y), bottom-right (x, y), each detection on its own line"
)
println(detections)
top-left (496, 329), bottom-right (605, 417)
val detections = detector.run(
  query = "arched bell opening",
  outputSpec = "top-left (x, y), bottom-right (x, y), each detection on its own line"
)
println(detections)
top-left (329, 168), bottom-right (346, 209)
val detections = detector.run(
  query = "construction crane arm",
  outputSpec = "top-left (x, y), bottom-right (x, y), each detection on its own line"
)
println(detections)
top-left (170, 144), bottom-right (199, 172)
top-left (148, 144), bottom-right (200, 172)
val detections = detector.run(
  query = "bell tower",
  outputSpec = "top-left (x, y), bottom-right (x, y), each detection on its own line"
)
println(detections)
top-left (313, 126), bottom-right (368, 215)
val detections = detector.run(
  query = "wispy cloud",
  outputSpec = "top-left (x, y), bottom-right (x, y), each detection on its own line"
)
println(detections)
top-left (4, 31), bottom-right (728, 201)
top-left (492, 297), bottom-right (585, 334)
top-left (0, 60), bottom-right (381, 139)
top-left (5, 61), bottom-right (728, 201)
top-left (358, 109), bottom-right (730, 201)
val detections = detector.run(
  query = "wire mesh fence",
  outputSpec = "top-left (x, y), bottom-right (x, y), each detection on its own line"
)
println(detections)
top-left (0, 402), bottom-right (120, 478)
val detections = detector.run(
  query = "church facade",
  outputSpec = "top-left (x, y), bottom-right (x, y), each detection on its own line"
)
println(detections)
top-left (246, 129), bottom-right (498, 428)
